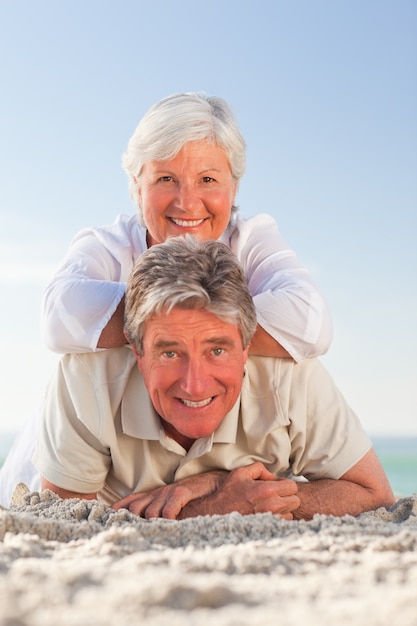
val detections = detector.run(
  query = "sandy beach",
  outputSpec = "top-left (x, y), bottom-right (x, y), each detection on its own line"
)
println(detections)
top-left (0, 489), bottom-right (416, 625)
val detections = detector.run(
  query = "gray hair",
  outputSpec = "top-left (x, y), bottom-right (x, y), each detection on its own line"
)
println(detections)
top-left (122, 92), bottom-right (246, 221)
top-left (124, 235), bottom-right (257, 353)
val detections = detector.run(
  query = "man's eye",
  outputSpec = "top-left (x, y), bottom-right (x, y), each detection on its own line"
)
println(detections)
top-left (163, 351), bottom-right (176, 358)
top-left (212, 348), bottom-right (224, 356)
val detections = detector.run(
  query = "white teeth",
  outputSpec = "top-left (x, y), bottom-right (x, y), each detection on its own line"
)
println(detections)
top-left (181, 398), bottom-right (213, 408)
top-left (171, 218), bottom-right (205, 227)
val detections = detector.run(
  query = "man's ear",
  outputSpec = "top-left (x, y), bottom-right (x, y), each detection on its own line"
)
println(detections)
top-left (242, 344), bottom-right (249, 365)
top-left (124, 329), bottom-right (138, 355)
top-left (125, 331), bottom-right (143, 369)
top-left (131, 344), bottom-right (144, 372)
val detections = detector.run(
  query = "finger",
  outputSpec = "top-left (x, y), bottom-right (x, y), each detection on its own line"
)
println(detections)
top-left (270, 494), bottom-right (300, 514)
top-left (145, 497), bottom-right (173, 519)
top-left (278, 494), bottom-right (301, 512)
top-left (273, 478), bottom-right (299, 496)
top-left (158, 500), bottom-right (183, 520)
top-left (160, 488), bottom-right (199, 520)
top-left (147, 487), bottom-right (194, 520)
top-left (277, 512), bottom-right (294, 520)
top-left (263, 485), bottom-right (300, 507)
top-left (255, 494), bottom-right (300, 515)
top-left (113, 492), bottom-right (153, 515)
top-left (128, 499), bottom-right (155, 517)
top-left (233, 462), bottom-right (276, 482)
top-left (112, 492), bottom-right (147, 511)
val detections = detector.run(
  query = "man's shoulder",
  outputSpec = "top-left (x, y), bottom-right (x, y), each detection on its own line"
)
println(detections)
top-left (244, 356), bottom-right (290, 398)
top-left (245, 356), bottom-right (329, 392)
top-left (61, 347), bottom-right (137, 386)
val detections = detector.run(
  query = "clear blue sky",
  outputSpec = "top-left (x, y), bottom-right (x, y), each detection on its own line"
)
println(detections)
top-left (0, 0), bottom-right (416, 436)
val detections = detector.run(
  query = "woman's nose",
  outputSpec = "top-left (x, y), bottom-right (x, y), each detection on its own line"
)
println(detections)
top-left (176, 183), bottom-right (201, 212)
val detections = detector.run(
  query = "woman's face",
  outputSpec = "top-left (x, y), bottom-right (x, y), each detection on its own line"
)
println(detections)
top-left (138, 141), bottom-right (238, 246)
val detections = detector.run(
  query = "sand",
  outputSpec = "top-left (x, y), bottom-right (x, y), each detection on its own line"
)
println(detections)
top-left (0, 489), bottom-right (416, 626)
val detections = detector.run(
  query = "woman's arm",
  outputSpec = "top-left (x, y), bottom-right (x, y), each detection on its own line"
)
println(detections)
top-left (42, 212), bottom-right (333, 359)
top-left (249, 324), bottom-right (291, 357)
top-left (232, 213), bottom-right (333, 361)
top-left (96, 296), bottom-right (127, 348)
top-left (41, 214), bottom-right (141, 353)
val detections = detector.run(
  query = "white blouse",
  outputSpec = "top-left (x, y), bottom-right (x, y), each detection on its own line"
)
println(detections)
top-left (41, 212), bottom-right (333, 361)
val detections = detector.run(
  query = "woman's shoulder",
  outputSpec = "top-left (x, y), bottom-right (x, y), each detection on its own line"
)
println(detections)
top-left (70, 213), bottom-right (146, 254)
top-left (235, 211), bottom-right (279, 229)
top-left (225, 211), bottom-right (287, 255)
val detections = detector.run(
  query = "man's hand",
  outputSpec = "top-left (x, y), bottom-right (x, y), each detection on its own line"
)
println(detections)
top-left (112, 462), bottom-right (300, 520)
top-left (178, 463), bottom-right (300, 520)
top-left (112, 471), bottom-right (228, 519)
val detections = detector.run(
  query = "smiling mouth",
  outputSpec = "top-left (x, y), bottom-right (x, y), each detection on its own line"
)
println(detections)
top-left (180, 397), bottom-right (213, 408)
top-left (170, 218), bottom-right (206, 227)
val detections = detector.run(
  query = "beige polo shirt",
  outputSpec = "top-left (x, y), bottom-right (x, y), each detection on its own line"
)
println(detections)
top-left (33, 347), bottom-right (371, 505)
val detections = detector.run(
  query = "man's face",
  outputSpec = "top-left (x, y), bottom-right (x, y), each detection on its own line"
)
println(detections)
top-left (134, 307), bottom-right (248, 449)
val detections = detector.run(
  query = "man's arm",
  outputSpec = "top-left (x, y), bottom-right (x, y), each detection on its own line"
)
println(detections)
top-left (177, 451), bottom-right (394, 520)
top-left (113, 463), bottom-right (300, 520)
top-left (41, 477), bottom-right (97, 501)
top-left (292, 449), bottom-right (395, 520)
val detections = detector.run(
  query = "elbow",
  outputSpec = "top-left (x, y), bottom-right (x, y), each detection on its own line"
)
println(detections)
top-left (40, 316), bottom-right (88, 354)
top-left (41, 317), bottom-right (68, 353)
top-left (309, 327), bottom-right (333, 358)
top-left (304, 307), bottom-right (334, 359)
top-left (41, 328), bottom-right (62, 353)
top-left (41, 290), bottom-right (67, 353)
top-left (373, 483), bottom-right (396, 511)
top-left (296, 323), bottom-right (333, 360)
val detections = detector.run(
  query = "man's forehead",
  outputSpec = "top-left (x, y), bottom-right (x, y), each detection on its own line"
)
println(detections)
top-left (145, 307), bottom-right (236, 330)
top-left (153, 335), bottom-right (237, 348)
top-left (142, 307), bottom-right (242, 347)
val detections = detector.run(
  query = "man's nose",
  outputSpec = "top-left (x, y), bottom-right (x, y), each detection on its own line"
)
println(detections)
top-left (180, 358), bottom-right (209, 396)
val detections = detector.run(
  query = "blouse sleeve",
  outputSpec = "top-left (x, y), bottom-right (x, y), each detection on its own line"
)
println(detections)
top-left (229, 213), bottom-right (333, 361)
top-left (41, 214), bottom-right (144, 353)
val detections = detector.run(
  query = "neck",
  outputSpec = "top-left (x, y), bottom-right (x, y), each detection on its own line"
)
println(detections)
top-left (160, 418), bottom-right (195, 452)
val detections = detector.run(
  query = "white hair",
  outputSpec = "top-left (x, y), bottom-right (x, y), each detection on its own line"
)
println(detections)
top-left (122, 92), bottom-right (246, 222)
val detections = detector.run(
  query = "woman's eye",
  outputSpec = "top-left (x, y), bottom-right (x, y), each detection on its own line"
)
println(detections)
top-left (158, 176), bottom-right (173, 183)
top-left (202, 176), bottom-right (215, 183)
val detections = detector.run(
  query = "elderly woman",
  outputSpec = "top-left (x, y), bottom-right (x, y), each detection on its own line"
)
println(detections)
top-left (41, 92), bottom-right (332, 362)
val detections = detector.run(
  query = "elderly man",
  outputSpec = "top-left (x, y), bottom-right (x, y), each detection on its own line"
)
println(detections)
top-left (34, 236), bottom-right (394, 520)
